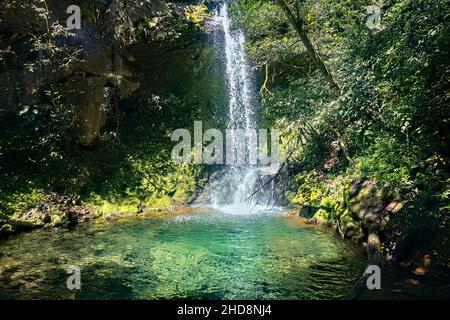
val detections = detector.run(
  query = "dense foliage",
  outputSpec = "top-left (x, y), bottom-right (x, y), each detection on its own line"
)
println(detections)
top-left (0, 0), bottom-right (222, 226)
top-left (230, 0), bottom-right (449, 243)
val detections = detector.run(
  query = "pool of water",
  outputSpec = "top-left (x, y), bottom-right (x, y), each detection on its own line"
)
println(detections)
top-left (0, 208), bottom-right (367, 299)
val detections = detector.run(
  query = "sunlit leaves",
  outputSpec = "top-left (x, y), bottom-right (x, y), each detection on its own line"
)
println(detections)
top-left (185, 4), bottom-right (209, 28)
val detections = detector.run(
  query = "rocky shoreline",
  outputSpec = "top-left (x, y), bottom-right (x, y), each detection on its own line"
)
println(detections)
top-left (295, 179), bottom-right (450, 299)
top-left (0, 193), bottom-right (95, 238)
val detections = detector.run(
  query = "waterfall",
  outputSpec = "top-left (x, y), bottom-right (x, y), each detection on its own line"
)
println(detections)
top-left (206, 3), bottom-right (273, 215)
top-left (219, 3), bottom-right (254, 132)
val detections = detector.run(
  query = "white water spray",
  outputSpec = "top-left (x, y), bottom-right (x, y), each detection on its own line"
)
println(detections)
top-left (209, 4), bottom-right (275, 215)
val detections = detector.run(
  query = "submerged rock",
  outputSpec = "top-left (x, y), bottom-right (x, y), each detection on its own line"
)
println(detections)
top-left (0, 219), bottom-right (38, 238)
top-left (0, 224), bottom-right (14, 237)
top-left (298, 205), bottom-right (319, 218)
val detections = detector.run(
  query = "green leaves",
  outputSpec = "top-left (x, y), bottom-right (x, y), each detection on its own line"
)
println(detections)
top-left (184, 4), bottom-right (209, 28)
top-left (229, 0), bottom-right (449, 237)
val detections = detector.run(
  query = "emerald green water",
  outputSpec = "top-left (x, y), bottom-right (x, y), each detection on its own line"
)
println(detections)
top-left (0, 208), bottom-right (366, 299)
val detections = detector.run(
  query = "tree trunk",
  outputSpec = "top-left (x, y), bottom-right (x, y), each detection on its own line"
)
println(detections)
top-left (344, 222), bottom-right (383, 300)
top-left (275, 0), bottom-right (340, 93)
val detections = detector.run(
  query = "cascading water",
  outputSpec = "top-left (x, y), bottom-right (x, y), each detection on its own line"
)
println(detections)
top-left (207, 3), bottom-right (275, 215)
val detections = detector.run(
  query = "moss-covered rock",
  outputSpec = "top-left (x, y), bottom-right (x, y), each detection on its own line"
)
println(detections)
top-left (0, 217), bottom-right (41, 238)
top-left (348, 180), bottom-right (387, 222)
top-left (143, 195), bottom-right (172, 212)
top-left (93, 200), bottom-right (139, 217)
top-left (313, 209), bottom-right (330, 224)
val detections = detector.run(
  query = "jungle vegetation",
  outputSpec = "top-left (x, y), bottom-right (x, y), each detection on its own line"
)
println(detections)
top-left (0, 0), bottom-right (449, 295)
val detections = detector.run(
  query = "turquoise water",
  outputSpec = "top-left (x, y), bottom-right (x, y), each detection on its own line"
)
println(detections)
top-left (0, 208), bottom-right (366, 299)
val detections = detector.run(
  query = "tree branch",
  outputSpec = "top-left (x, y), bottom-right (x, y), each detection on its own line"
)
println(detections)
top-left (275, 0), bottom-right (340, 93)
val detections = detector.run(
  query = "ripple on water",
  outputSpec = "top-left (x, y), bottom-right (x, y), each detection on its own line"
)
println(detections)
top-left (0, 209), bottom-right (366, 299)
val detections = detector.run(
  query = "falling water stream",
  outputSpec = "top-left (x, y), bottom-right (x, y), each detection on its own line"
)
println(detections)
top-left (208, 3), bottom-right (274, 215)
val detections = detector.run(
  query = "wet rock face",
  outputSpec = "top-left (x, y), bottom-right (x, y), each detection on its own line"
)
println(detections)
top-left (76, 79), bottom-right (108, 146)
top-left (54, 1), bottom-right (147, 146)
top-left (65, 35), bottom-right (141, 145)
top-left (1, 0), bottom-right (208, 146)
top-left (0, 0), bottom-right (168, 145)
